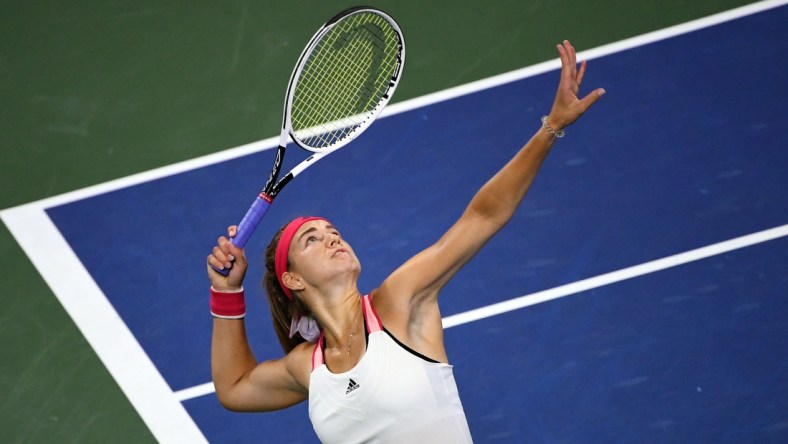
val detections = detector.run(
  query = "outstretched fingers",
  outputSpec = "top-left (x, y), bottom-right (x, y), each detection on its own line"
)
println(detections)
top-left (578, 87), bottom-right (607, 113)
top-left (556, 42), bottom-right (572, 85)
top-left (576, 60), bottom-right (586, 87)
top-left (565, 40), bottom-right (577, 77)
top-left (548, 40), bottom-right (605, 128)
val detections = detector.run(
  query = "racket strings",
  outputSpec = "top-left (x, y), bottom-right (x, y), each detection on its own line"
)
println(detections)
top-left (291, 12), bottom-right (400, 148)
top-left (297, 46), bottom-right (384, 143)
top-left (303, 15), bottom-right (392, 101)
top-left (298, 46), bottom-right (395, 147)
top-left (295, 20), bottom-right (391, 136)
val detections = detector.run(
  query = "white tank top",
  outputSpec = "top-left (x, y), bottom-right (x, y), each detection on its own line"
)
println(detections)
top-left (308, 295), bottom-right (473, 443)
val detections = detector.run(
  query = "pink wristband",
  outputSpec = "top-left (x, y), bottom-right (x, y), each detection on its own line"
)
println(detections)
top-left (210, 287), bottom-right (246, 319)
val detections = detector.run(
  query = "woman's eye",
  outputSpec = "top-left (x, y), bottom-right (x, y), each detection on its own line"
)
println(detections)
top-left (306, 236), bottom-right (317, 244)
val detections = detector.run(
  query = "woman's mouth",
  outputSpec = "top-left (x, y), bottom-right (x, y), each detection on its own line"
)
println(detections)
top-left (332, 249), bottom-right (349, 258)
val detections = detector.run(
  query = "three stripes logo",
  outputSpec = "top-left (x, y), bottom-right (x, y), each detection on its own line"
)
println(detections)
top-left (345, 378), bottom-right (360, 395)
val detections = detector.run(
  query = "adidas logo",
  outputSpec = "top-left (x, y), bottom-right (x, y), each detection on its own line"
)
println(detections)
top-left (345, 378), bottom-right (360, 395)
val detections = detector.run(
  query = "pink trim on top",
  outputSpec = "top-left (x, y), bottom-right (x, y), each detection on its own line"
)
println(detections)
top-left (362, 295), bottom-right (383, 334)
top-left (311, 334), bottom-right (325, 371)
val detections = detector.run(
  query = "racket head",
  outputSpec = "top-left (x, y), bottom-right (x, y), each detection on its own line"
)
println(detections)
top-left (283, 7), bottom-right (405, 152)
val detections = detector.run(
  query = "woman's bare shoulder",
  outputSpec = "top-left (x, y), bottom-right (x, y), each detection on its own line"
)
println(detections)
top-left (282, 339), bottom-right (318, 391)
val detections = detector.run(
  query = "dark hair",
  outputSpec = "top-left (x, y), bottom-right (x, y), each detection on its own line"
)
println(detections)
top-left (263, 222), bottom-right (312, 353)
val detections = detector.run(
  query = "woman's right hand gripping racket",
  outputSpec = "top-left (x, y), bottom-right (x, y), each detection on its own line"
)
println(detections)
top-left (213, 7), bottom-right (405, 275)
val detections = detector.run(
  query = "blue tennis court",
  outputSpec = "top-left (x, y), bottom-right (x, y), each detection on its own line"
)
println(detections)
top-left (32, 5), bottom-right (788, 442)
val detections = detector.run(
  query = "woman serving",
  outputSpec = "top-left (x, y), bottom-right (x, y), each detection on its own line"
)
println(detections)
top-left (207, 40), bottom-right (604, 443)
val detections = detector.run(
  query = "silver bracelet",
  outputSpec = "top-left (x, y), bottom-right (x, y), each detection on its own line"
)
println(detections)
top-left (541, 115), bottom-right (565, 138)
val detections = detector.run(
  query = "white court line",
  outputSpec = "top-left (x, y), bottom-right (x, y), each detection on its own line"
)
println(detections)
top-left (1, 1), bottom-right (785, 442)
top-left (442, 224), bottom-right (788, 328)
top-left (0, 206), bottom-right (207, 444)
top-left (174, 381), bottom-right (217, 403)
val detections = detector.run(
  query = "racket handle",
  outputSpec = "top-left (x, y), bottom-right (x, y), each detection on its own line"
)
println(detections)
top-left (211, 194), bottom-right (273, 276)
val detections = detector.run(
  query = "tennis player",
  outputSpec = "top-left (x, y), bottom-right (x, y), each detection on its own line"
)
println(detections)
top-left (207, 40), bottom-right (604, 443)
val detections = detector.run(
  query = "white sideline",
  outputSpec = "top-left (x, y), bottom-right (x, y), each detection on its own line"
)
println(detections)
top-left (1, 206), bottom-right (207, 444)
top-left (441, 224), bottom-right (788, 328)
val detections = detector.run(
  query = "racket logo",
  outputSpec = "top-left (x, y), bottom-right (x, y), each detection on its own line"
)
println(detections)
top-left (290, 11), bottom-right (403, 150)
top-left (331, 22), bottom-right (389, 111)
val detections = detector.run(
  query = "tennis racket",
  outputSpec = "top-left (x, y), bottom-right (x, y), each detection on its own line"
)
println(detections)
top-left (215, 7), bottom-right (405, 275)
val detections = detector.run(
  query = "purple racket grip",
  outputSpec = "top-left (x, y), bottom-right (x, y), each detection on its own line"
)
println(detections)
top-left (211, 194), bottom-right (273, 276)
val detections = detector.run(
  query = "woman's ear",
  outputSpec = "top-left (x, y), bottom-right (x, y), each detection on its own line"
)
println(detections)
top-left (281, 271), bottom-right (302, 292)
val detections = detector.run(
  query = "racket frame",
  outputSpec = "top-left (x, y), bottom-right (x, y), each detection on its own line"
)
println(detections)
top-left (217, 7), bottom-right (405, 272)
top-left (267, 7), bottom-right (405, 201)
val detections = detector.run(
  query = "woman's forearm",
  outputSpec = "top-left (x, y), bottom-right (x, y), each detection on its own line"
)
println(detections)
top-left (466, 125), bottom-right (557, 227)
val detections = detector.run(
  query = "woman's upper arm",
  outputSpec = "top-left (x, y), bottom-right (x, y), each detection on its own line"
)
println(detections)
top-left (216, 347), bottom-right (310, 412)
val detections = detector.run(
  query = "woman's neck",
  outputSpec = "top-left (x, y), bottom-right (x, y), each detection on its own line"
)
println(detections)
top-left (312, 290), bottom-right (363, 357)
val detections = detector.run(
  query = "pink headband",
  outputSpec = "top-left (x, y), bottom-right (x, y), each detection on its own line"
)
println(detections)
top-left (275, 216), bottom-right (329, 301)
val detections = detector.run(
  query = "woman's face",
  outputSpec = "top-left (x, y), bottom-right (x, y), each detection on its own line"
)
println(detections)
top-left (285, 219), bottom-right (361, 291)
